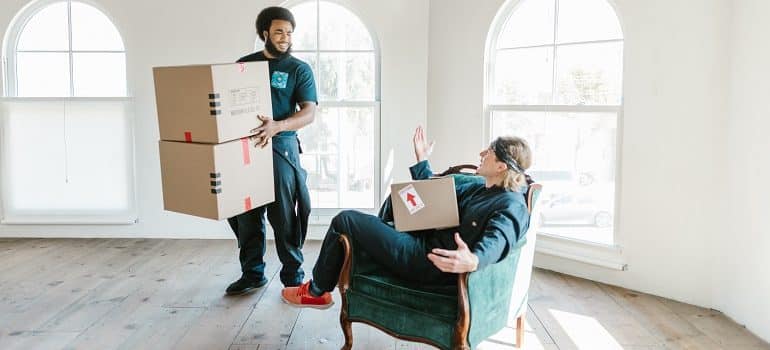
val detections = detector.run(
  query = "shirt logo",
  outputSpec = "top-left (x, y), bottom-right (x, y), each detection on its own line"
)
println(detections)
top-left (271, 71), bottom-right (289, 89)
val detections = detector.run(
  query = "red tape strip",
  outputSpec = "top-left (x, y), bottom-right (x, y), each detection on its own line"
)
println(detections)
top-left (241, 138), bottom-right (250, 165)
top-left (184, 131), bottom-right (192, 142)
top-left (244, 197), bottom-right (252, 211)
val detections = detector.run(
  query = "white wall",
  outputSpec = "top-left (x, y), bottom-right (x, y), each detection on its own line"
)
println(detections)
top-left (720, 0), bottom-right (770, 341)
top-left (429, 0), bottom-right (770, 342)
top-left (0, 0), bottom-right (428, 238)
top-left (428, 0), bottom-right (730, 310)
top-left (1, 0), bottom-right (767, 342)
top-left (427, 0), bottom-right (500, 165)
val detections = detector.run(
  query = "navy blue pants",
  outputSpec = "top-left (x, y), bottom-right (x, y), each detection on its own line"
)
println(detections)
top-left (312, 210), bottom-right (448, 292)
top-left (228, 136), bottom-right (307, 287)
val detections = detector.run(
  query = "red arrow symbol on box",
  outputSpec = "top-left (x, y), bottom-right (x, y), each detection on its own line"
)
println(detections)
top-left (406, 193), bottom-right (417, 207)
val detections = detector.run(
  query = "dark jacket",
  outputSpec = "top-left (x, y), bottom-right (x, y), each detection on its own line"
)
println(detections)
top-left (379, 160), bottom-right (529, 269)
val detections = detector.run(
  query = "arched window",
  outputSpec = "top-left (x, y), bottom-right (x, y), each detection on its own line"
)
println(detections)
top-left (1, 0), bottom-right (134, 224)
top-left (487, 0), bottom-right (623, 245)
top-left (5, 0), bottom-right (126, 97)
top-left (285, 0), bottom-right (380, 210)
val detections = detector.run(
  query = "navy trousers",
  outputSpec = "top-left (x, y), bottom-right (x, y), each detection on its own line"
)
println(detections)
top-left (311, 210), bottom-right (448, 292)
top-left (228, 136), bottom-right (308, 287)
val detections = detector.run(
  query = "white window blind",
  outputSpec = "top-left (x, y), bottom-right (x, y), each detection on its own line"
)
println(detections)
top-left (0, 99), bottom-right (135, 223)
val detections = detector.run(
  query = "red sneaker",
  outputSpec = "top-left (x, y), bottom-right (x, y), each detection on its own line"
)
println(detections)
top-left (281, 281), bottom-right (334, 309)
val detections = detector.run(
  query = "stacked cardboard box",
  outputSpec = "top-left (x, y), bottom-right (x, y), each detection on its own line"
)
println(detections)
top-left (153, 62), bottom-right (275, 220)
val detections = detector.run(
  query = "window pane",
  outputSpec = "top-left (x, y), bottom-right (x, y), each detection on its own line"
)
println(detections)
top-left (16, 52), bottom-right (71, 97)
top-left (319, 1), bottom-right (373, 50)
top-left (17, 2), bottom-right (69, 51)
top-left (64, 101), bottom-right (131, 210)
top-left (491, 110), bottom-right (617, 245)
top-left (300, 107), bottom-right (340, 208)
top-left (3, 102), bottom-right (68, 211)
top-left (339, 107), bottom-right (375, 208)
top-left (555, 42), bottom-right (623, 105)
top-left (290, 2), bottom-right (318, 50)
top-left (557, 0), bottom-right (622, 44)
top-left (492, 47), bottom-right (553, 105)
top-left (72, 53), bottom-right (127, 97)
top-left (319, 53), bottom-right (375, 101)
top-left (496, 0), bottom-right (554, 49)
top-left (70, 2), bottom-right (125, 51)
top-left (299, 106), bottom-right (375, 209)
top-left (1, 100), bottom-right (131, 213)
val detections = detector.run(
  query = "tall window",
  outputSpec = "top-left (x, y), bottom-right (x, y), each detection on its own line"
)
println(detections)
top-left (287, 0), bottom-right (379, 210)
top-left (1, 0), bottom-right (134, 223)
top-left (487, 0), bottom-right (623, 245)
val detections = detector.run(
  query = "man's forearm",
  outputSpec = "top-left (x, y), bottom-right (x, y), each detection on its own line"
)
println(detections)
top-left (276, 103), bottom-right (316, 132)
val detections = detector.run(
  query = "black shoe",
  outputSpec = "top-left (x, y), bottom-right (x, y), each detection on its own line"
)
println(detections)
top-left (225, 276), bottom-right (268, 296)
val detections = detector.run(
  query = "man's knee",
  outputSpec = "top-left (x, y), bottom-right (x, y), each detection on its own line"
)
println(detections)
top-left (331, 210), bottom-right (360, 233)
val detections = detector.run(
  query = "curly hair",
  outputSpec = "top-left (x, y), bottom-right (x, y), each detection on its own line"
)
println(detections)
top-left (256, 7), bottom-right (296, 42)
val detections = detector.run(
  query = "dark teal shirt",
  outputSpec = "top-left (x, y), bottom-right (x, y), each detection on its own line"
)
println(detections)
top-left (237, 51), bottom-right (318, 136)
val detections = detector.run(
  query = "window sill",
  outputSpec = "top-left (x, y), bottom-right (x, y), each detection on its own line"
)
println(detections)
top-left (1, 214), bottom-right (137, 225)
top-left (535, 233), bottom-right (627, 270)
top-left (307, 211), bottom-right (376, 240)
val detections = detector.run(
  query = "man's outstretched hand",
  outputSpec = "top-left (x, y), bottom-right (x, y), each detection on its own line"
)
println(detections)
top-left (427, 233), bottom-right (479, 273)
top-left (413, 125), bottom-right (435, 163)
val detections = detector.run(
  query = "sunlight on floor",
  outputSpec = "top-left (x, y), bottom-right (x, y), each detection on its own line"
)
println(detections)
top-left (477, 323), bottom-right (551, 350)
top-left (550, 308), bottom-right (623, 350)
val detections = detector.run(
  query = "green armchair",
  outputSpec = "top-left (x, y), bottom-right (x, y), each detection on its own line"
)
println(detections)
top-left (336, 169), bottom-right (542, 350)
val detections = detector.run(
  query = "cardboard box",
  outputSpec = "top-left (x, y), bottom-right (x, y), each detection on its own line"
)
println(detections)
top-left (390, 177), bottom-right (459, 231)
top-left (153, 62), bottom-right (272, 144)
top-left (159, 138), bottom-right (274, 220)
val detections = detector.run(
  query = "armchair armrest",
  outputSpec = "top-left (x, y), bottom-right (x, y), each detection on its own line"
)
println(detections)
top-left (458, 241), bottom-right (525, 347)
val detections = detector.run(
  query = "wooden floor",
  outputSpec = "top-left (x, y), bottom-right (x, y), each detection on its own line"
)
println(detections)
top-left (0, 239), bottom-right (767, 350)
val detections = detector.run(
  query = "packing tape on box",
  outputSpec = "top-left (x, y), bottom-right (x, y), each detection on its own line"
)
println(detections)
top-left (241, 138), bottom-right (251, 165)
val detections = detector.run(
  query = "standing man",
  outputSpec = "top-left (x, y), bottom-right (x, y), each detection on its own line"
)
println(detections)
top-left (226, 6), bottom-right (317, 295)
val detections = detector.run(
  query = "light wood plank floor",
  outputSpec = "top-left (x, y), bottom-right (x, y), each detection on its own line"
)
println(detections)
top-left (0, 238), bottom-right (767, 350)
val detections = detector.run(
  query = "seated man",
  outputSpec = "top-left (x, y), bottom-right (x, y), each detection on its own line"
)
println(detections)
top-left (281, 126), bottom-right (532, 308)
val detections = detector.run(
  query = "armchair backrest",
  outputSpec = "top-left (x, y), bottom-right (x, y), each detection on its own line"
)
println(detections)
top-left (510, 183), bottom-right (542, 317)
top-left (438, 163), bottom-right (542, 319)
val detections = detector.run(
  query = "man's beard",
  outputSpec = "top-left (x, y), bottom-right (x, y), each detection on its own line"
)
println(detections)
top-left (265, 39), bottom-right (291, 59)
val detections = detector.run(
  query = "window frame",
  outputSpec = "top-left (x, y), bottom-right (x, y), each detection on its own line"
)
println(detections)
top-left (1, 0), bottom-right (136, 224)
top-left (282, 0), bottom-right (382, 221)
top-left (485, 0), bottom-right (626, 269)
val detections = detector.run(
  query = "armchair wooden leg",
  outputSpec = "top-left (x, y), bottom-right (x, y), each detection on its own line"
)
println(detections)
top-left (516, 314), bottom-right (525, 348)
top-left (340, 316), bottom-right (353, 350)
top-left (338, 234), bottom-right (354, 350)
top-left (452, 273), bottom-right (471, 350)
